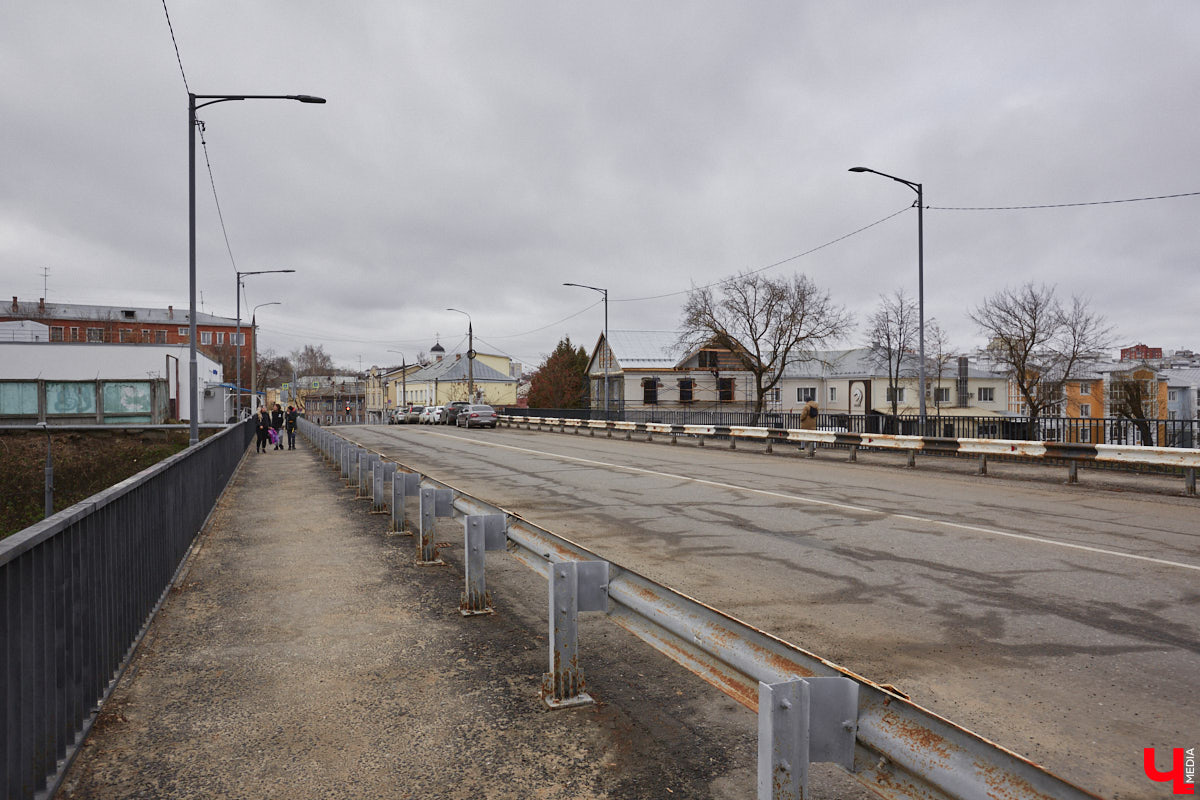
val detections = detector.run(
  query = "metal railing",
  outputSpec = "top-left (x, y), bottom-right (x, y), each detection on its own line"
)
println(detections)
top-left (503, 407), bottom-right (1200, 448)
top-left (1, 419), bottom-right (254, 800)
top-left (501, 414), bottom-right (1200, 495)
top-left (301, 418), bottom-right (1103, 800)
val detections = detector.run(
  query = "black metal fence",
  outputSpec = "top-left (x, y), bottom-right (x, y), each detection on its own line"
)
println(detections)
top-left (501, 408), bottom-right (1199, 448)
top-left (1, 419), bottom-right (254, 799)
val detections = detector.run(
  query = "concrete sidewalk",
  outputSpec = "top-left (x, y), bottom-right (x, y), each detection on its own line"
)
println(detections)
top-left (58, 439), bottom-right (759, 799)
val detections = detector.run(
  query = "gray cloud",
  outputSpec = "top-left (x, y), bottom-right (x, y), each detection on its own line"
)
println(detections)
top-left (3, 2), bottom-right (1198, 371)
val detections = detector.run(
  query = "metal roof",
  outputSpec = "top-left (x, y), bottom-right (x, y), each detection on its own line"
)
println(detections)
top-left (4, 300), bottom-right (235, 326)
top-left (602, 330), bottom-right (686, 370)
top-left (408, 355), bottom-right (514, 383)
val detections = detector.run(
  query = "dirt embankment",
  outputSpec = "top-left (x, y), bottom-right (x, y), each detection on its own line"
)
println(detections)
top-left (0, 429), bottom-right (198, 538)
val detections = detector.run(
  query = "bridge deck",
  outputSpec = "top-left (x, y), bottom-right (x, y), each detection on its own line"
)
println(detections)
top-left (57, 439), bottom-right (812, 799)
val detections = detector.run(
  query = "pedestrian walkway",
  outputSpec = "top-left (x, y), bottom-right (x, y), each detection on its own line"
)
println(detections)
top-left (56, 439), bottom-right (745, 799)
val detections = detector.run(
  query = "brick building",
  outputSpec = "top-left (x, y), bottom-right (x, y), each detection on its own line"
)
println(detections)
top-left (2, 296), bottom-right (253, 384)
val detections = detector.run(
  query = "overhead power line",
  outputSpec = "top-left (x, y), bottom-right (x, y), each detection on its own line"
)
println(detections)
top-left (928, 190), bottom-right (1200, 211)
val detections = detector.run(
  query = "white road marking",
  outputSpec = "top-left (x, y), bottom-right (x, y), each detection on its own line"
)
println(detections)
top-left (417, 429), bottom-right (1200, 573)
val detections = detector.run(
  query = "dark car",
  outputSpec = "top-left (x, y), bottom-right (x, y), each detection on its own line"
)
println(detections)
top-left (442, 400), bottom-right (471, 425)
top-left (456, 404), bottom-right (497, 428)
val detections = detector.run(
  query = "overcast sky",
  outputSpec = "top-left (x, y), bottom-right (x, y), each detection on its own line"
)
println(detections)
top-left (3, 2), bottom-right (1198, 373)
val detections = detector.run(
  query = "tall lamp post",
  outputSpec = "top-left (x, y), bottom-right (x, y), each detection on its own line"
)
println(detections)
top-left (446, 308), bottom-right (475, 401)
top-left (189, 92), bottom-right (325, 445)
top-left (848, 166), bottom-right (926, 428)
top-left (563, 283), bottom-right (609, 420)
top-left (235, 269), bottom-right (295, 418)
top-left (249, 301), bottom-right (281, 410)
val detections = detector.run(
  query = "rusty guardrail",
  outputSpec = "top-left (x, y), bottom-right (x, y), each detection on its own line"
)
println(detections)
top-left (300, 418), bottom-right (1103, 800)
top-left (499, 414), bottom-right (1200, 495)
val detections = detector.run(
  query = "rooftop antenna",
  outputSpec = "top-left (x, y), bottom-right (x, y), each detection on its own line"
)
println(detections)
top-left (41, 267), bottom-right (49, 300)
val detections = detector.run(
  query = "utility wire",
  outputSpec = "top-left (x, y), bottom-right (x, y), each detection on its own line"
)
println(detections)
top-left (928, 190), bottom-right (1200, 211)
top-left (160, 0), bottom-right (190, 93)
top-left (485, 298), bottom-right (604, 339)
top-left (613, 205), bottom-right (912, 303)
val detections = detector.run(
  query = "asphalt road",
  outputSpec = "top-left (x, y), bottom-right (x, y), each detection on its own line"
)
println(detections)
top-left (345, 422), bottom-right (1200, 799)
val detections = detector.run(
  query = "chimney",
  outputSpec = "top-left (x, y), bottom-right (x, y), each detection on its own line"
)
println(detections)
top-left (956, 357), bottom-right (970, 408)
top-left (38, 298), bottom-right (45, 313)
top-left (11, 296), bottom-right (16, 312)
top-left (168, 305), bottom-right (174, 319)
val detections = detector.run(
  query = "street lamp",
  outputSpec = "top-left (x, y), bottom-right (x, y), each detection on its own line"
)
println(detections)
top-left (563, 283), bottom-right (609, 420)
top-left (235, 269), bottom-right (295, 417)
top-left (249, 301), bottom-right (281, 409)
top-left (189, 92), bottom-right (325, 445)
top-left (849, 166), bottom-right (926, 427)
top-left (446, 308), bottom-right (475, 401)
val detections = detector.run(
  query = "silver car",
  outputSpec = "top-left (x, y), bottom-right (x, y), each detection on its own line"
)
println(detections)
top-left (456, 404), bottom-right (498, 428)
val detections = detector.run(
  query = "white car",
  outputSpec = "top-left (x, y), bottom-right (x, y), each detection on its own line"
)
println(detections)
top-left (421, 405), bottom-right (444, 424)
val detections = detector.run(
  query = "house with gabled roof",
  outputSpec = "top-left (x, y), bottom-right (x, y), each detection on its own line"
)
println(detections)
top-left (582, 330), bottom-right (757, 412)
top-left (402, 347), bottom-right (517, 408)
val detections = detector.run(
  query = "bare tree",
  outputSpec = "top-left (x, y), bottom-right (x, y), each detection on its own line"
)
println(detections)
top-left (970, 283), bottom-right (1110, 439)
top-left (1108, 365), bottom-right (1159, 445)
top-left (865, 289), bottom-right (918, 416)
top-left (290, 344), bottom-right (335, 377)
top-left (924, 318), bottom-right (955, 415)
top-left (680, 271), bottom-right (852, 415)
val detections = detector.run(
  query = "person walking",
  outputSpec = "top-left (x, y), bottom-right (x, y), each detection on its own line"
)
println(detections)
top-left (271, 403), bottom-right (285, 450)
top-left (285, 405), bottom-right (299, 450)
top-left (255, 406), bottom-right (271, 453)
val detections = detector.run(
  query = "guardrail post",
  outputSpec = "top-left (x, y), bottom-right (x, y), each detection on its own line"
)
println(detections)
top-left (356, 451), bottom-right (372, 497)
top-left (806, 441), bottom-right (816, 458)
top-left (764, 440), bottom-right (773, 454)
top-left (757, 677), bottom-right (858, 800)
top-left (1067, 460), bottom-right (1078, 484)
top-left (729, 436), bottom-right (737, 450)
top-left (979, 453), bottom-right (988, 476)
top-left (906, 449), bottom-right (916, 468)
top-left (371, 462), bottom-right (387, 513)
top-left (848, 445), bottom-right (857, 462)
top-left (417, 486), bottom-right (452, 565)
top-left (1186, 467), bottom-right (1196, 496)
top-left (461, 514), bottom-right (507, 616)
top-left (391, 472), bottom-right (420, 533)
top-left (541, 560), bottom-right (608, 709)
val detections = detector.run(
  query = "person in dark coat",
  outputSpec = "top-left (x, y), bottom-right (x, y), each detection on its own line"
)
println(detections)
top-left (255, 406), bottom-right (271, 453)
top-left (285, 405), bottom-right (299, 450)
top-left (271, 403), bottom-right (285, 450)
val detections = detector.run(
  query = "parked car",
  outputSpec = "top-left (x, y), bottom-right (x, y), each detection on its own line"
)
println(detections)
top-left (421, 405), bottom-right (444, 424)
top-left (442, 401), bottom-right (471, 425)
top-left (403, 405), bottom-right (425, 424)
top-left (456, 404), bottom-right (498, 428)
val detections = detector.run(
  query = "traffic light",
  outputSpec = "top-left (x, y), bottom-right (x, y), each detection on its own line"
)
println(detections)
top-left (345, 405), bottom-right (351, 414)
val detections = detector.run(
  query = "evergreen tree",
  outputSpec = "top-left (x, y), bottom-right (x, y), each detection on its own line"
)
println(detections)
top-left (527, 337), bottom-right (590, 409)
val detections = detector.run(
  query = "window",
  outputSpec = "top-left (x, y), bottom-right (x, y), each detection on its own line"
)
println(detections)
top-left (1168, 390), bottom-right (1177, 402)
top-left (155, 330), bottom-right (167, 344)
top-left (718, 377), bottom-right (735, 402)
top-left (141, 329), bottom-right (151, 342)
top-left (87, 328), bottom-right (103, 342)
top-left (178, 327), bottom-right (189, 337)
top-left (678, 378), bottom-right (694, 403)
top-left (767, 387), bottom-right (781, 404)
top-left (1079, 403), bottom-right (1091, 418)
top-left (886, 387), bottom-right (906, 403)
top-left (935, 387), bottom-right (950, 403)
top-left (200, 331), bottom-right (212, 345)
top-left (217, 331), bottom-right (225, 345)
top-left (978, 387), bottom-right (995, 403)
top-left (829, 387), bottom-right (837, 403)
top-left (1079, 427), bottom-right (1091, 443)
top-left (230, 332), bottom-right (245, 346)
top-left (642, 378), bottom-right (658, 405)
top-left (797, 387), bottom-right (816, 403)
top-left (119, 329), bottom-right (132, 342)
top-left (70, 327), bottom-right (80, 341)
top-left (121, 310), bottom-right (136, 320)
top-left (1080, 383), bottom-right (1091, 395)
top-left (698, 350), bottom-right (718, 369)
top-left (50, 326), bottom-right (64, 341)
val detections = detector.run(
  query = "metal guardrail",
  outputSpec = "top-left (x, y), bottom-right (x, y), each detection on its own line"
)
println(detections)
top-left (301, 418), bottom-right (1104, 800)
top-left (500, 415), bottom-right (1200, 496)
top-left (1, 419), bottom-right (254, 800)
